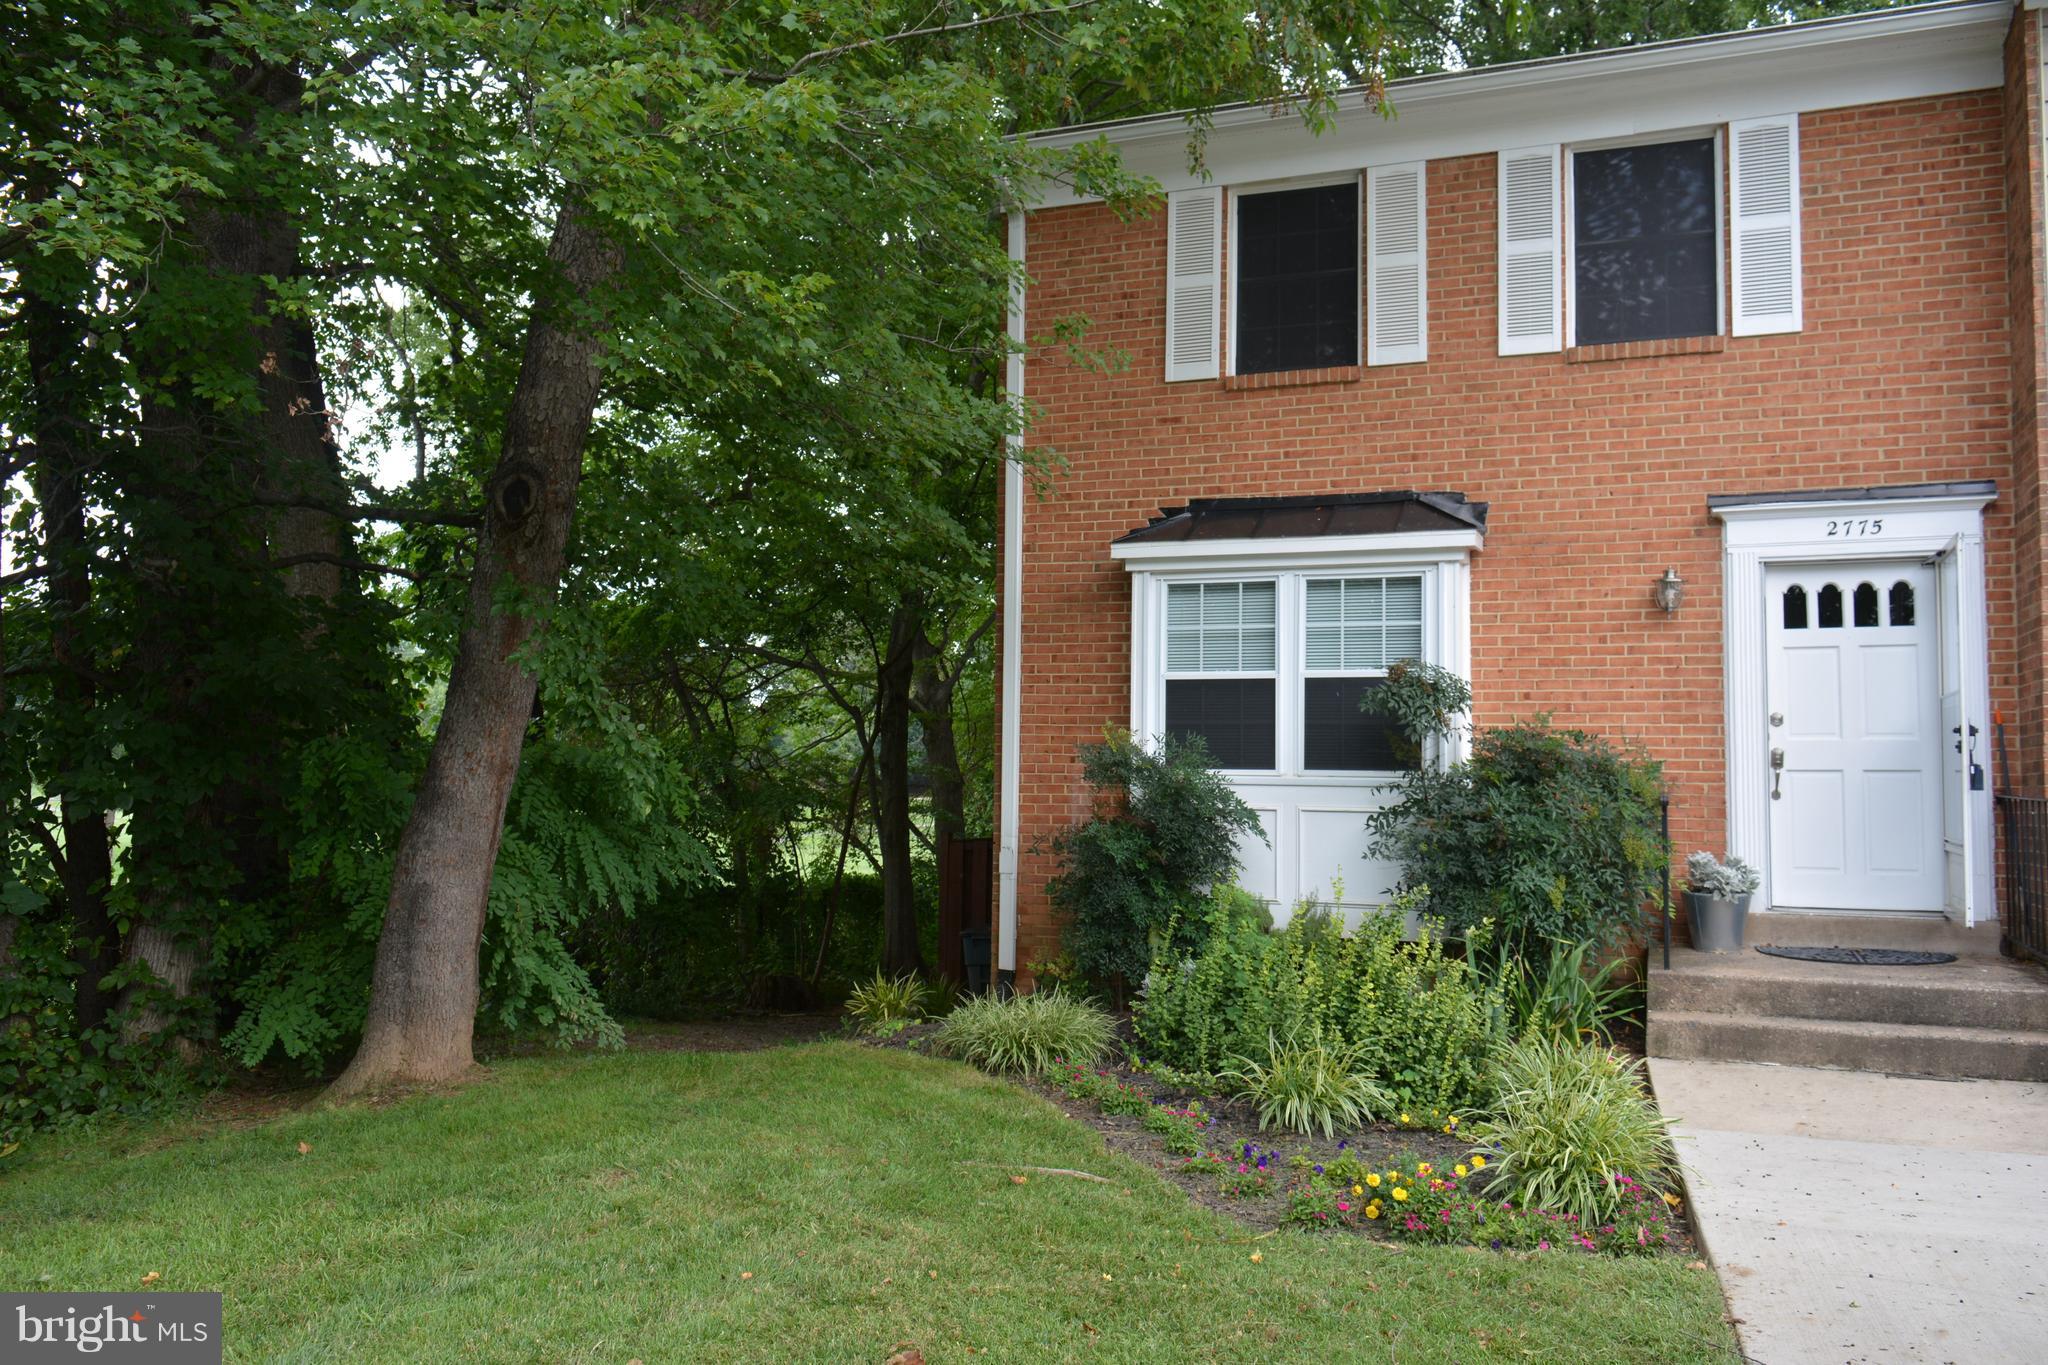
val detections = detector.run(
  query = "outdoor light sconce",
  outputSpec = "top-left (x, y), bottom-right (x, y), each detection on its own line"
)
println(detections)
top-left (1653, 568), bottom-right (1685, 614)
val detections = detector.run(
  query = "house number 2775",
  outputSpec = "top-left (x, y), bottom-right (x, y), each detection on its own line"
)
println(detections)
top-left (1824, 517), bottom-right (1884, 537)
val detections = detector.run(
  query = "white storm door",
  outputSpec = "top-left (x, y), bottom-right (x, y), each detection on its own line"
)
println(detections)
top-left (1765, 561), bottom-right (1943, 912)
top-left (1935, 539), bottom-right (1980, 924)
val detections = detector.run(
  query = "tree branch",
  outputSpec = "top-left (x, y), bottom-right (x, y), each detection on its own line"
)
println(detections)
top-left (267, 552), bottom-right (424, 582)
top-left (243, 491), bottom-right (481, 528)
top-left (782, 2), bottom-right (1101, 78)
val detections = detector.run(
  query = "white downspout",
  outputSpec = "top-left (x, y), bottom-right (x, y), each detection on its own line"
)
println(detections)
top-left (997, 209), bottom-right (1026, 986)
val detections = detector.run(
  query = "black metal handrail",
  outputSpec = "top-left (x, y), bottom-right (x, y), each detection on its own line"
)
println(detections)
top-left (1996, 792), bottom-right (2048, 968)
top-left (1660, 792), bottom-right (1672, 970)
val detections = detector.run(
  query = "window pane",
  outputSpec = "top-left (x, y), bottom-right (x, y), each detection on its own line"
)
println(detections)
top-left (1166, 582), bottom-right (1275, 673)
top-left (1783, 585), bottom-right (1807, 630)
top-left (1166, 678), bottom-right (1276, 770)
top-left (1236, 184), bottom-right (1359, 374)
top-left (1303, 678), bottom-right (1414, 771)
top-left (1818, 583), bottom-right (1843, 628)
top-left (1572, 138), bottom-right (1718, 346)
top-left (1890, 581), bottom-right (1915, 626)
top-left (1303, 575), bottom-right (1424, 671)
top-left (1853, 582), bottom-right (1879, 628)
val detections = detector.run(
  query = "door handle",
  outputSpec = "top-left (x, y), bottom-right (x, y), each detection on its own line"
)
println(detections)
top-left (1770, 747), bottom-right (1784, 800)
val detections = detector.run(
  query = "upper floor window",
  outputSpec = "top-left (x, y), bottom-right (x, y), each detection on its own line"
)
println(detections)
top-left (1571, 136), bottom-right (1718, 346)
top-left (1234, 184), bottom-right (1359, 374)
top-left (1499, 116), bottom-right (1795, 355)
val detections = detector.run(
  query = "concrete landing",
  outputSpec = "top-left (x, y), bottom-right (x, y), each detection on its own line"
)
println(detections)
top-left (1651, 1057), bottom-right (2048, 1365)
top-left (1647, 944), bottom-right (2048, 1080)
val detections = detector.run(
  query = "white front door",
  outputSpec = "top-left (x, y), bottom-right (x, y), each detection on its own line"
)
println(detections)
top-left (1765, 560), bottom-right (1943, 912)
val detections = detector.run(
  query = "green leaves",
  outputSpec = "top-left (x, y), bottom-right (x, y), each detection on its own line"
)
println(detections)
top-left (1048, 733), bottom-right (1264, 989)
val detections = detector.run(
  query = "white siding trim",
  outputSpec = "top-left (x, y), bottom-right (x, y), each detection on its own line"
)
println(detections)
top-left (1164, 186), bottom-right (1222, 381)
top-left (1729, 113), bottom-right (1803, 335)
top-left (1366, 162), bottom-right (1428, 365)
top-left (1498, 145), bottom-right (1563, 354)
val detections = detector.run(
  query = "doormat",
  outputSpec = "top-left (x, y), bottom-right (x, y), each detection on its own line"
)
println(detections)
top-left (1755, 945), bottom-right (1957, 966)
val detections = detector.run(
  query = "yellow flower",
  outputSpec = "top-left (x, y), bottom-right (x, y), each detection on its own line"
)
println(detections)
top-left (1471, 1155), bottom-right (1486, 1169)
top-left (1391, 1187), bottom-right (1409, 1203)
top-left (1443, 1126), bottom-right (1454, 1135)
top-left (1249, 1252), bottom-right (1263, 1263)
top-left (1447, 1115), bottom-right (1459, 1127)
top-left (1399, 1113), bottom-right (1411, 1125)
top-left (1365, 1204), bottom-right (1381, 1220)
top-left (1416, 1163), bottom-right (1432, 1176)
top-left (1454, 1165), bottom-right (1468, 1178)
top-left (1663, 1192), bottom-right (1682, 1208)
top-left (1365, 1173), bottom-right (1381, 1188)
top-left (1351, 1184), bottom-right (1363, 1196)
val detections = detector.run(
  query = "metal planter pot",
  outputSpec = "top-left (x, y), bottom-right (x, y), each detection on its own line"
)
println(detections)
top-left (1685, 891), bottom-right (1752, 953)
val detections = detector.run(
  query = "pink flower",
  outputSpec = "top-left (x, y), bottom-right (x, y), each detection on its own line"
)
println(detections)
top-left (1337, 1202), bottom-right (1351, 1213)
top-left (1537, 1240), bottom-right (1550, 1251)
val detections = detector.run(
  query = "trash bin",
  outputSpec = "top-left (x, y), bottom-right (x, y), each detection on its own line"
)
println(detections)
top-left (960, 927), bottom-right (991, 994)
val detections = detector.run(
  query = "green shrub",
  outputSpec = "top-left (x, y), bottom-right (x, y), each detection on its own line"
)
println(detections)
top-left (1136, 888), bottom-right (1499, 1114)
top-left (1466, 1034), bottom-right (1676, 1224)
top-left (1503, 939), bottom-right (1639, 1044)
top-left (845, 972), bottom-right (929, 1037)
top-left (934, 990), bottom-right (1114, 1077)
top-left (1359, 660), bottom-right (1473, 766)
top-left (1224, 1033), bottom-right (1393, 1138)
top-left (1366, 718), bottom-right (1664, 967)
top-left (1046, 733), bottom-right (1264, 991)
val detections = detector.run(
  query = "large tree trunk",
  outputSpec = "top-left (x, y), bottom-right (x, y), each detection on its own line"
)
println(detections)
top-left (119, 60), bottom-right (350, 1043)
top-left (330, 205), bottom-right (620, 1097)
top-left (874, 602), bottom-right (926, 976)
top-left (912, 628), bottom-right (966, 849)
top-left (22, 270), bottom-right (120, 1038)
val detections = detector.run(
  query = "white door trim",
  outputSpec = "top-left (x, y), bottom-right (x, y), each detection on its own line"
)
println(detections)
top-left (1712, 485), bottom-right (1995, 919)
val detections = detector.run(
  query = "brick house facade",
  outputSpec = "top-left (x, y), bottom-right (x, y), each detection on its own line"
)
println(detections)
top-left (992, 0), bottom-right (2048, 982)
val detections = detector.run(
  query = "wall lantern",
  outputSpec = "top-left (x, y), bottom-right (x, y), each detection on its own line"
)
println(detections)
top-left (1653, 568), bottom-right (1685, 614)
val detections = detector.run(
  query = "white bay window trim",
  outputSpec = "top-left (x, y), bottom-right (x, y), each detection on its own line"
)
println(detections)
top-left (1118, 535), bottom-right (1473, 918)
top-left (1118, 539), bottom-right (1475, 777)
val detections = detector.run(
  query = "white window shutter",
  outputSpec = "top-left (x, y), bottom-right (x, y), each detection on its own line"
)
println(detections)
top-left (1164, 187), bottom-right (1222, 381)
top-left (1497, 146), bottom-right (1562, 355)
top-left (1730, 114), bottom-right (1802, 335)
top-left (1366, 162), bottom-right (1427, 366)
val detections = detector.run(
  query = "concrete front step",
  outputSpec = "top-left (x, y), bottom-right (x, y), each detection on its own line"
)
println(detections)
top-left (1648, 949), bottom-right (2048, 1031)
top-left (1646, 1010), bottom-right (2048, 1082)
top-left (1742, 911), bottom-right (2004, 957)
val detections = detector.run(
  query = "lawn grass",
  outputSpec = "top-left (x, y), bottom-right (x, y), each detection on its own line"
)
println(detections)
top-left (0, 1043), bottom-right (1737, 1362)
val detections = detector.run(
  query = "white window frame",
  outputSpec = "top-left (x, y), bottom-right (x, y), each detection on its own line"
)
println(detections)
top-left (1225, 172), bottom-right (1364, 378)
top-left (1119, 535), bottom-right (1477, 781)
top-left (1299, 573), bottom-right (1435, 776)
top-left (1159, 575), bottom-right (1283, 776)
top-left (1562, 127), bottom-right (1726, 348)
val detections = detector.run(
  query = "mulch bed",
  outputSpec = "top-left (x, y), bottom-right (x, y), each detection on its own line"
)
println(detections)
top-left (869, 1015), bottom-right (1699, 1255)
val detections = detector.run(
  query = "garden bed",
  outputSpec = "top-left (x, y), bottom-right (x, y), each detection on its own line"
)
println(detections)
top-left (873, 1019), bottom-right (1701, 1258)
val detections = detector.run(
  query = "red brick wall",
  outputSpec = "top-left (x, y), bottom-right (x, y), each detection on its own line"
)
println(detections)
top-left (2004, 8), bottom-right (2047, 791)
top-left (999, 91), bottom-right (2020, 971)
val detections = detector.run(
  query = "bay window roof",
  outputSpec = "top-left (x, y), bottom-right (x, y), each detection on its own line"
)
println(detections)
top-left (1114, 491), bottom-right (1487, 546)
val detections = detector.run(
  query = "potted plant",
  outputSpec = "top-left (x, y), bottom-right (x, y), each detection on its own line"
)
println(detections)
top-left (1683, 852), bottom-right (1760, 953)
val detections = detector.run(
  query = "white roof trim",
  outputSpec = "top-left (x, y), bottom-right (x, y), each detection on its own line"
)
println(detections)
top-left (1111, 529), bottom-right (1483, 573)
top-left (1024, 0), bottom-right (2007, 209)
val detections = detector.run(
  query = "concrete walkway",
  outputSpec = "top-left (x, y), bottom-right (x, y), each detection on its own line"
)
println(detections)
top-left (1649, 1058), bottom-right (2048, 1365)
